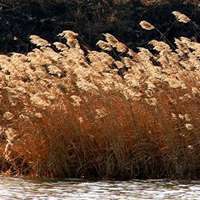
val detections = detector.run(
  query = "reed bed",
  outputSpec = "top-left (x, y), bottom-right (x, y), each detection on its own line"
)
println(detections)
top-left (0, 7), bottom-right (199, 179)
top-left (0, 0), bottom-right (200, 54)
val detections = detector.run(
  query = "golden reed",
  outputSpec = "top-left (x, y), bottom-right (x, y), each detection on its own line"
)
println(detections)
top-left (0, 4), bottom-right (199, 179)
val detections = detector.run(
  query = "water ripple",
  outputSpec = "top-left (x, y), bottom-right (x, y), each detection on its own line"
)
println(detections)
top-left (0, 177), bottom-right (199, 200)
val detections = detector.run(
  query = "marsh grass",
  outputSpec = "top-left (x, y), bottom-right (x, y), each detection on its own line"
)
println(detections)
top-left (0, 2), bottom-right (199, 179)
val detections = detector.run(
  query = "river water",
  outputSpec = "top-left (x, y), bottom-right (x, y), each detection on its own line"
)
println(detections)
top-left (0, 176), bottom-right (200, 199)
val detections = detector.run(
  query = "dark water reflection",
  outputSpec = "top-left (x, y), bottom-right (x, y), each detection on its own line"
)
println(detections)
top-left (0, 176), bottom-right (200, 199)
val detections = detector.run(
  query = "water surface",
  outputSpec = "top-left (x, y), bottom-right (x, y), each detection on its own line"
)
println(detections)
top-left (0, 176), bottom-right (200, 199)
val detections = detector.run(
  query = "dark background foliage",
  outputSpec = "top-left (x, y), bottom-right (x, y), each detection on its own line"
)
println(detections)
top-left (0, 0), bottom-right (200, 53)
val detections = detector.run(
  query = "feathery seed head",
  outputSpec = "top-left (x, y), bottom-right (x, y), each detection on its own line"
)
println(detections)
top-left (103, 33), bottom-right (119, 46)
top-left (30, 35), bottom-right (50, 47)
top-left (149, 40), bottom-right (171, 52)
top-left (96, 40), bottom-right (112, 51)
top-left (172, 11), bottom-right (191, 24)
top-left (58, 30), bottom-right (78, 40)
top-left (116, 42), bottom-right (128, 53)
top-left (58, 31), bottom-right (80, 48)
top-left (53, 42), bottom-right (68, 51)
top-left (139, 20), bottom-right (155, 31)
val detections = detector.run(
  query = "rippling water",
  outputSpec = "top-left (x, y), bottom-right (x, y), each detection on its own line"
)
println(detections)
top-left (0, 176), bottom-right (200, 199)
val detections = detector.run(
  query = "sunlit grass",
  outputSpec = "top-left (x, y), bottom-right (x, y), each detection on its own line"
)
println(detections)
top-left (0, 3), bottom-right (199, 179)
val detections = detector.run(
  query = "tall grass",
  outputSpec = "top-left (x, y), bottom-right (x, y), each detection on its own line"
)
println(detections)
top-left (0, 2), bottom-right (199, 179)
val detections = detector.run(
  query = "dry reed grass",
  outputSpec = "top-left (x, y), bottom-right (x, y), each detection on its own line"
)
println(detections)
top-left (1, 0), bottom-right (200, 55)
top-left (0, 9), bottom-right (199, 179)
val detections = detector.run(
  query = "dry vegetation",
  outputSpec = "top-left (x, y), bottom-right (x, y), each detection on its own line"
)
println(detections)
top-left (0, 0), bottom-right (200, 53)
top-left (0, 1), bottom-right (199, 180)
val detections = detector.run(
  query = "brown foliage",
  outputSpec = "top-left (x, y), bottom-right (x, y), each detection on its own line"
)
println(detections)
top-left (0, 21), bottom-right (199, 179)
